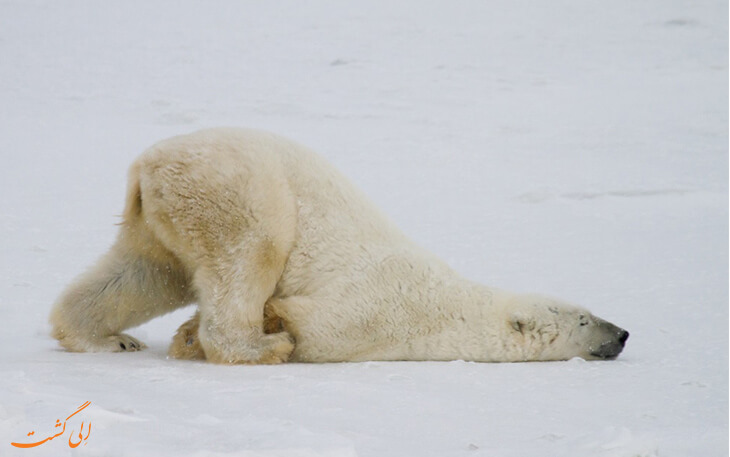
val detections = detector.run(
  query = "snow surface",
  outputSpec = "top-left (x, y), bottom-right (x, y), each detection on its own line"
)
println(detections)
top-left (0, 1), bottom-right (727, 456)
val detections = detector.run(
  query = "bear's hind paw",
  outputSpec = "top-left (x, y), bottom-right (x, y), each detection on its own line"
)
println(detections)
top-left (107, 333), bottom-right (146, 352)
top-left (54, 332), bottom-right (146, 353)
top-left (255, 332), bottom-right (295, 364)
top-left (205, 331), bottom-right (295, 365)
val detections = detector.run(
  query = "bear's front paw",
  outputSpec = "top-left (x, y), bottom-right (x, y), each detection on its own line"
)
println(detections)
top-left (168, 313), bottom-right (206, 360)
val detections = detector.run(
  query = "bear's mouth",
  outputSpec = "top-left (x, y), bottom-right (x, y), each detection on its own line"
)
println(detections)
top-left (590, 350), bottom-right (619, 360)
top-left (590, 330), bottom-right (630, 359)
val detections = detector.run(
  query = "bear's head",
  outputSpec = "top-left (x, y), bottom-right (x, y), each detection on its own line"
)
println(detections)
top-left (505, 297), bottom-right (629, 362)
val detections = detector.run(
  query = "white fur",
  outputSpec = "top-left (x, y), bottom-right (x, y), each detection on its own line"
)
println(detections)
top-left (50, 128), bottom-right (628, 364)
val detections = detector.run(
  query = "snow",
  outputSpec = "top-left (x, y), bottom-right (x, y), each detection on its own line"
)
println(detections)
top-left (0, 1), bottom-right (727, 456)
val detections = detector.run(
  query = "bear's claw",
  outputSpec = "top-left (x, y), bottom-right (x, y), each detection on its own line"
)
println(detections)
top-left (110, 334), bottom-right (146, 352)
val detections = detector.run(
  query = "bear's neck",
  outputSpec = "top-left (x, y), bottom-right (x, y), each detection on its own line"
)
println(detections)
top-left (400, 262), bottom-right (514, 362)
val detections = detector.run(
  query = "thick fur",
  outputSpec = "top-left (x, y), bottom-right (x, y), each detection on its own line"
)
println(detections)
top-left (51, 128), bottom-right (628, 364)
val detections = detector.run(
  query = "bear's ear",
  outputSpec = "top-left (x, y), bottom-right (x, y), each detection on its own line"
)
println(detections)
top-left (509, 314), bottom-right (536, 334)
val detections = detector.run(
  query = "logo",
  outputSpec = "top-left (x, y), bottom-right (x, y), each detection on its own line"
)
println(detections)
top-left (11, 401), bottom-right (92, 449)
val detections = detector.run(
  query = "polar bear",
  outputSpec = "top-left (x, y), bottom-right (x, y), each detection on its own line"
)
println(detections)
top-left (50, 128), bottom-right (629, 364)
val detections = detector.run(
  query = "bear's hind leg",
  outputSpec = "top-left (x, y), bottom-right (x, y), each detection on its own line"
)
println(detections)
top-left (191, 246), bottom-right (295, 364)
top-left (168, 302), bottom-right (287, 361)
top-left (50, 229), bottom-right (194, 353)
top-left (137, 145), bottom-right (297, 364)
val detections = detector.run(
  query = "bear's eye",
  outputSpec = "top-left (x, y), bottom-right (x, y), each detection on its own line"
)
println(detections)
top-left (579, 321), bottom-right (588, 327)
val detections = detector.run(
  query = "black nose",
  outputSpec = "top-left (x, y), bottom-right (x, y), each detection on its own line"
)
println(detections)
top-left (618, 330), bottom-right (629, 345)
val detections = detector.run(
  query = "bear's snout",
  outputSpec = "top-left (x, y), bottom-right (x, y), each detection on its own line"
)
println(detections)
top-left (618, 329), bottom-right (629, 345)
top-left (589, 320), bottom-right (629, 359)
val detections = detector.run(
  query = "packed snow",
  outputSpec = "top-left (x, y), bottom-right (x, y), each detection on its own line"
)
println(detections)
top-left (0, 1), bottom-right (727, 456)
